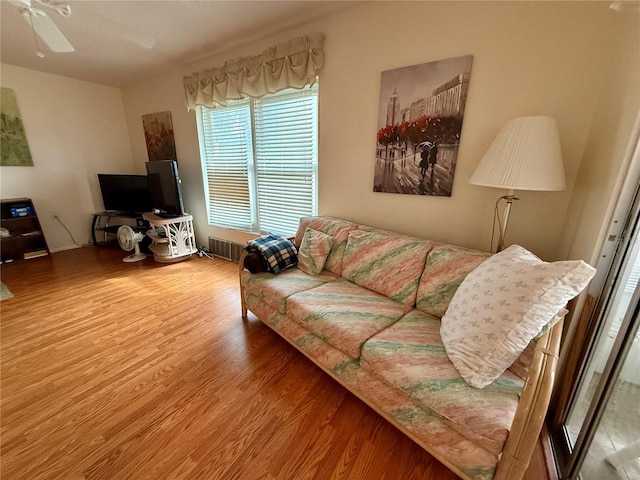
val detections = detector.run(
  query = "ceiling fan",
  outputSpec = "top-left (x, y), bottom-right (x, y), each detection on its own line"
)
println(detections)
top-left (9, 0), bottom-right (74, 56)
top-left (7, 0), bottom-right (156, 57)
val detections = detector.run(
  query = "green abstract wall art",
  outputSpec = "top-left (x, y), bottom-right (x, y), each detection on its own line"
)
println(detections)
top-left (1, 88), bottom-right (34, 166)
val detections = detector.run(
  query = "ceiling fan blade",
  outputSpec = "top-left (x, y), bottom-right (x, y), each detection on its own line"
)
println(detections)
top-left (23, 10), bottom-right (74, 52)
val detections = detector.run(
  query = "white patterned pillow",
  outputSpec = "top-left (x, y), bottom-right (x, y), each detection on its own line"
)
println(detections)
top-left (441, 244), bottom-right (595, 388)
top-left (297, 228), bottom-right (334, 276)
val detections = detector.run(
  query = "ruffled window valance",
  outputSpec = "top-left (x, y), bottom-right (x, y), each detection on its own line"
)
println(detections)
top-left (183, 33), bottom-right (324, 111)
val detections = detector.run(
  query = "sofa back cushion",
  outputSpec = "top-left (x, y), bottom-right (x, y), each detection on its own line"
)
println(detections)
top-left (297, 227), bottom-right (334, 276)
top-left (295, 216), bottom-right (359, 276)
top-left (416, 244), bottom-right (490, 317)
top-left (342, 229), bottom-right (432, 306)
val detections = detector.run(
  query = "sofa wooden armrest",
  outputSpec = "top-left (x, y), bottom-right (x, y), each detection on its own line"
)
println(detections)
top-left (238, 236), bottom-right (297, 321)
top-left (495, 318), bottom-right (563, 480)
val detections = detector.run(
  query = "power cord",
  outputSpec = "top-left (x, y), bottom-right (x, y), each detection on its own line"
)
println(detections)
top-left (197, 245), bottom-right (213, 258)
top-left (53, 214), bottom-right (84, 247)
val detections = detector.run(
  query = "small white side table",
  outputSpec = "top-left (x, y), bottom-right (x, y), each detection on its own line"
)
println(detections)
top-left (142, 212), bottom-right (197, 263)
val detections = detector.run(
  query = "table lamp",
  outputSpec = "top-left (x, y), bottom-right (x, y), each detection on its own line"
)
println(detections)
top-left (469, 116), bottom-right (565, 252)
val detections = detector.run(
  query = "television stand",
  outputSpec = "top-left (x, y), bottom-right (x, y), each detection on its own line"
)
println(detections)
top-left (142, 212), bottom-right (197, 263)
top-left (91, 211), bottom-right (148, 248)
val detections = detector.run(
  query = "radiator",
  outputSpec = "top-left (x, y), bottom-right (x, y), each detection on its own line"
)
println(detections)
top-left (208, 237), bottom-right (244, 262)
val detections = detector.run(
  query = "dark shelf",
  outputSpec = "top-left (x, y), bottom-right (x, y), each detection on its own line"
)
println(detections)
top-left (91, 212), bottom-right (150, 248)
top-left (1, 198), bottom-right (49, 262)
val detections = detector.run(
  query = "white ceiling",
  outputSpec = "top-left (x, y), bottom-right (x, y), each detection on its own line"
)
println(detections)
top-left (1, 0), bottom-right (357, 87)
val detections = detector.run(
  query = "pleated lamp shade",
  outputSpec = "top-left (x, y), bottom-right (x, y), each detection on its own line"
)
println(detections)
top-left (470, 116), bottom-right (566, 192)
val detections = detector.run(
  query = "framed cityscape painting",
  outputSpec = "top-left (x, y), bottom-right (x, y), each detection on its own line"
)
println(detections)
top-left (373, 55), bottom-right (473, 196)
top-left (1, 88), bottom-right (34, 166)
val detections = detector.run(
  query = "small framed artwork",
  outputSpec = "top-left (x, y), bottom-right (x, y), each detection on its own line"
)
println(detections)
top-left (1, 88), bottom-right (34, 166)
top-left (142, 111), bottom-right (177, 161)
top-left (373, 55), bottom-right (473, 196)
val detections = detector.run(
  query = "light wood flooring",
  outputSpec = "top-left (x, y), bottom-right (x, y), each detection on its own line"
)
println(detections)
top-left (1, 247), bottom-right (550, 480)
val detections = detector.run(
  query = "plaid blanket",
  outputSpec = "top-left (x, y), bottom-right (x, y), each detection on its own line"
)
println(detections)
top-left (245, 234), bottom-right (298, 274)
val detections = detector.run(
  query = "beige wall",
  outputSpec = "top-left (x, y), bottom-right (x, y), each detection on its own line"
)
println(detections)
top-left (0, 64), bottom-right (134, 251)
top-left (313, 1), bottom-right (618, 261)
top-left (0, 3), bottom-right (635, 266)
top-left (122, 1), bottom-right (625, 261)
top-left (559, 7), bottom-right (640, 265)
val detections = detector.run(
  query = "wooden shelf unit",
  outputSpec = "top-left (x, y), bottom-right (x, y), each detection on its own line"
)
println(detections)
top-left (1, 198), bottom-right (49, 262)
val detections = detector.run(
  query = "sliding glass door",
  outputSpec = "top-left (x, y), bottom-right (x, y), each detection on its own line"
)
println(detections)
top-left (565, 223), bottom-right (640, 478)
top-left (549, 129), bottom-right (640, 480)
top-left (551, 156), bottom-right (640, 479)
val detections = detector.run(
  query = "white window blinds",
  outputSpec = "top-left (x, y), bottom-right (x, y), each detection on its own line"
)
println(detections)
top-left (200, 101), bottom-right (254, 230)
top-left (198, 83), bottom-right (318, 236)
top-left (254, 88), bottom-right (318, 235)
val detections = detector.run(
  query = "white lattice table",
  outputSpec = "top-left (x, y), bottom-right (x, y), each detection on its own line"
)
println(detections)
top-left (143, 212), bottom-right (197, 263)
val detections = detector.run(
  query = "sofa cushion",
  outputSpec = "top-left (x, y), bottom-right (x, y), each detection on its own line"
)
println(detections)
top-left (294, 216), bottom-right (359, 276)
top-left (441, 244), bottom-right (595, 388)
top-left (241, 268), bottom-right (340, 314)
top-left (297, 227), bottom-right (334, 276)
top-left (416, 244), bottom-right (490, 317)
top-left (287, 279), bottom-right (411, 358)
top-left (341, 230), bottom-right (432, 307)
top-left (361, 309), bottom-right (524, 454)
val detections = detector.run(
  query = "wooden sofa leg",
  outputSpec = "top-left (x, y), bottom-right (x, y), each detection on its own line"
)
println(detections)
top-left (239, 284), bottom-right (248, 320)
top-left (238, 249), bottom-right (249, 320)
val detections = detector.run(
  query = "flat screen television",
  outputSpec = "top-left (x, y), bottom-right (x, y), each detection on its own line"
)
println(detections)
top-left (98, 174), bottom-right (152, 214)
top-left (146, 160), bottom-right (185, 218)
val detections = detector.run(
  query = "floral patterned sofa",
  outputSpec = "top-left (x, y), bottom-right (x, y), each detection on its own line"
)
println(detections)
top-left (239, 216), bottom-right (595, 480)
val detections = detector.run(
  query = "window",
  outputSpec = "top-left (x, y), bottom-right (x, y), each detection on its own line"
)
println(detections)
top-left (197, 83), bottom-right (318, 236)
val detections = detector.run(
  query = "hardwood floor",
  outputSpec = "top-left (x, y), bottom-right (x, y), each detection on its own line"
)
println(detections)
top-left (1, 247), bottom-right (550, 480)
